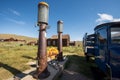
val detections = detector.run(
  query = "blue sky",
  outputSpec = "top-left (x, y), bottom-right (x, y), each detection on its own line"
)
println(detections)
top-left (0, 0), bottom-right (120, 41)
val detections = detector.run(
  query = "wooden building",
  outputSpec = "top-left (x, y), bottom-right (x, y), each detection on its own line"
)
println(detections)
top-left (47, 34), bottom-right (70, 47)
top-left (69, 41), bottom-right (75, 46)
top-left (69, 41), bottom-right (81, 47)
top-left (26, 41), bottom-right (37, 46)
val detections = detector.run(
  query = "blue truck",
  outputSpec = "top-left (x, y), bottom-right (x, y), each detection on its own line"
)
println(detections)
top-left (83, 22), bottom-right (120, 80)
top-left (83, 33), bottom-right (95, 61)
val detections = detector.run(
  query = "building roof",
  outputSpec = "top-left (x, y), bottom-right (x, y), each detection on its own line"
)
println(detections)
top-left (51, 34), bottom-right (70, 39)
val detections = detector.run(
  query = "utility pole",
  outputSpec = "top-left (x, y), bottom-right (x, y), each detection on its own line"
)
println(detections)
top-left (33, 2), bottom-right (50, 79)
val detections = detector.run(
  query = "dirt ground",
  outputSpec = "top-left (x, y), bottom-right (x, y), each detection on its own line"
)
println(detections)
top-left (60, 63), bottom-right (91, 80)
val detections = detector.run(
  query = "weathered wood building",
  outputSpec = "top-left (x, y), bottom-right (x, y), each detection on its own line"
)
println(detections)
top-left (69, 41), bottom-right (82, 47)
top-left (0, 37), bottom-right (26, 43)
top-left (47, 34), bottom-right (70, 46)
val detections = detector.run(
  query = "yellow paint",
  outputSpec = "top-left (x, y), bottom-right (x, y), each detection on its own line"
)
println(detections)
top-left (38, 2), bottom-right (49, 7)
top-left (47, 47), bottom-right (58, 60)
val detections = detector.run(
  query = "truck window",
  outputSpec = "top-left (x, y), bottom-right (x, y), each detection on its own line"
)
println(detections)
top-left (111, 27), bottom-right (120, 44)
top-left (97, 29), bottom-right (107, 61)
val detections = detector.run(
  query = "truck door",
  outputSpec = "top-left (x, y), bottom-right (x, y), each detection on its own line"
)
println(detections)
top-left (96, 28), bottom-right (108, 71)
top-left (110, 26), bottom-right (120, 78)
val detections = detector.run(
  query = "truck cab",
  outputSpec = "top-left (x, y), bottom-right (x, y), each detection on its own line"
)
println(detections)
top-left (83, 22), bottom-right (120, 79)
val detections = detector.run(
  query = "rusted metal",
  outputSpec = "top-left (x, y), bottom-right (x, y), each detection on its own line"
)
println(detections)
top-left (33, 2), bottom-right (50, 79)
top-left (57, 32), bottom-right (63, 61)
top-left (37, 24), bottom-right (47, 74)
top-left (57, 20), bottom-right (63, 61)
top-left (33, 24), bottom-right (50, 79)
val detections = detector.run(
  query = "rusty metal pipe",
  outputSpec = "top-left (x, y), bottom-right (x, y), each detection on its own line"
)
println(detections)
top-left (33, 2), bottom-right (50, 79)
top-left (57, 32), bottom-right (63, 61)
top-left (33, 24), bottom-right (50, 79)
top-left (37, 24), bottom-right (47, 73)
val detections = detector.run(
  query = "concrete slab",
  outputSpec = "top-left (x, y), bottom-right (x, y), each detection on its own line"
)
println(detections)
top-left (12, 58), bottom-right (68, 80)
top-left (21, 75), bottom-right (36, 80)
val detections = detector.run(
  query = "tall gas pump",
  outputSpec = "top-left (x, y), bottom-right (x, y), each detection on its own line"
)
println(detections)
top-left (33, 2), bottom-right (50, 79)
top-left (57, 20), bottom-right (64, 61)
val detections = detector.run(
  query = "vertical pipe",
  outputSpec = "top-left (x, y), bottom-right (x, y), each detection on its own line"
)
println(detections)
top-left (33, 22), bottom-right (50, 79)
top-left (33, 2), bottom-right (50, 79)
top-left (58, 32), bottom-right (63, 61)
top-left (57, 20), bottom-right (63, 61)
top-left (37, 24), bottom-right (47, 73)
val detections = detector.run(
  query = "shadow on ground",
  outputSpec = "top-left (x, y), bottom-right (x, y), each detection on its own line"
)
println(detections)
top-left (90, 66), bottom-right (106, 80)
top-left (22, 55), bottom-right (36, 68)
top-left (0, 55), bottom-right (106, 80)
top-left (0, 62), bottom-right (27, 79)
top-left (22, 55), bottom-right (36, 60)
top-left (59, 55), bottom-right (93, 80)
top-left (59, 55), bottom-right (106, 80)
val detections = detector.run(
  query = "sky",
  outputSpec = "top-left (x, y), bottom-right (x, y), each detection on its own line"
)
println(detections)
top-left (0, 0), bottom-right (120, 41)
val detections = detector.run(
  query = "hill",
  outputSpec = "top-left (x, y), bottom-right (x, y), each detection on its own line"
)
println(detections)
top-left (0, 34), bottom-right (37, 42)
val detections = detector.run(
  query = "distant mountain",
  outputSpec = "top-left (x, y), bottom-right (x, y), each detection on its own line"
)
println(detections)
top-left (0, 34), bottom-right (37, 42)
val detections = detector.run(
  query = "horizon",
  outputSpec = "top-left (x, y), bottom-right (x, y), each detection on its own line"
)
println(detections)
top-left (0, 33), bottom-right (82, 41)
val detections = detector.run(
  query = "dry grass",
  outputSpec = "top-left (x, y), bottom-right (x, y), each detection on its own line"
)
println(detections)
top-left (0, 42), bottom-right (37, 79)
top-left (63, 46), bottom-right (84, 56)
top-left (0, 41), bottom-right (94, 80)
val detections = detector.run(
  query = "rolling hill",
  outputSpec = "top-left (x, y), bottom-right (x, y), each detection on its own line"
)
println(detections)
top-left (0, 34), bottom-right (37, 42)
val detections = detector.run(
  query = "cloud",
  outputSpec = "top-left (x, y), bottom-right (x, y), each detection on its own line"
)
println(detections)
top-left (0, 9), bottom-right (25, 25)
top-left (9, 9), bottom-right (20, 16)
top-left (96, 13), bottom-right (120, 24)
top-left (6, 18), bottom-right (25, 25)
top-left (113, 18), bottom-right (120, 22)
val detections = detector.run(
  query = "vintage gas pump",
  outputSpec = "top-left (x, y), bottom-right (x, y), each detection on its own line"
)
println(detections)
top-left (57, 20), bottom-right (64, 61)
top-left (33, 2), bottom-right (50, 79)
